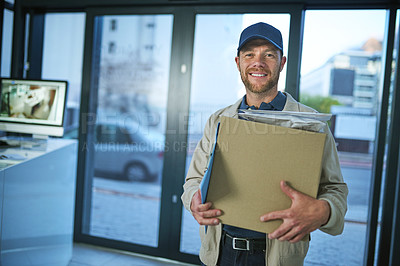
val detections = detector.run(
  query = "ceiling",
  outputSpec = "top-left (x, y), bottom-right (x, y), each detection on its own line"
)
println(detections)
top-left (18, 0), bottom-right (400, 11)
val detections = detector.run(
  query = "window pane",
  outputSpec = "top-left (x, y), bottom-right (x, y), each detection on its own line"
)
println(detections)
top-left (87, 15), bottom-right (173, 247)
top-left (42, 13), bottom-right (86, 137)
top-left (180, 13), bottom-right (290, 254)
top-left (1, 9), bottom-right (13, 77)
top-left (299, 10), bottom-right (386, 265)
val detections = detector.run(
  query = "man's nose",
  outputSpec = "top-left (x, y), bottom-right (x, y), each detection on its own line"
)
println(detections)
top-left (251, 54), bottom-right (266, 68)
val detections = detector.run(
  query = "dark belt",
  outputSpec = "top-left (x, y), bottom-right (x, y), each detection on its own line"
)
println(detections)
top-left (223, 231), bottom-right (266, 252)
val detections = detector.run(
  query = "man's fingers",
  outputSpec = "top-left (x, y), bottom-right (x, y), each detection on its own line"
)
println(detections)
top-left (268, 223), bottom-right (292, 240)
top-left (193, 209), bottom-right (222, 225)
top-left (277, 231), bottom-right (305, 243)
top-left (190, 188), bottom-right (223, 226)
top-left (260, 181), bottom-right (332, 243)
top-left (197, 209), bottom-right (222, 218)
top-left (260, 209), bottom-right (288, 222)
top-left (194, 216), bottom-right (220, 226)
top-left (194, 202), bottom-right (213, 212)
top-left (280, 180), bottom-right (297, 200)
top-left (277, 226), bottom-right (301, 242)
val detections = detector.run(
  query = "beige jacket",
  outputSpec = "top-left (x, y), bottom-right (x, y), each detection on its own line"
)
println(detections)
top-left (181, 92), bottom-right (348, 266)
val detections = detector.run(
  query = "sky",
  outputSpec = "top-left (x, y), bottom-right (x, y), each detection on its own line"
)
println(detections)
top-left (301, 10), bottom-right (387, 75)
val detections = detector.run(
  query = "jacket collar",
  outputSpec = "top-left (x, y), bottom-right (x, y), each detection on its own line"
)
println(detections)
top-left (226, 98), bottom-right (243, 118)
top-left (282, 92), bottom-right (300, 112)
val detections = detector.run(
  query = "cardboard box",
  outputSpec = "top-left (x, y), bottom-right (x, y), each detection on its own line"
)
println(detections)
top-left (206, 116), bottom-right (327, 233)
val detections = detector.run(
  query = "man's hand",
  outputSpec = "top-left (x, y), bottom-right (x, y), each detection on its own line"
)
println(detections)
top-left (190, 189), bottom-right (222, 226)
top-left (260, 180), bottom-right (331, 243)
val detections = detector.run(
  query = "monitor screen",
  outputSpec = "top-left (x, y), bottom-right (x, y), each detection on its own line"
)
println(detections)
top-left (0, 78), bottom-right (68, 137)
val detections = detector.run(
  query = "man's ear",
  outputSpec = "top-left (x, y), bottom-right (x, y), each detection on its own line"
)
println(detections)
top-left (280, 56), bottom-right (287, 72)
top-left (235, 56), bottom-right (240, 71)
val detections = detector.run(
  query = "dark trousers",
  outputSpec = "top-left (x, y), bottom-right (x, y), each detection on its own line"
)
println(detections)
top-left (201, 234), bottom-right (265, 266)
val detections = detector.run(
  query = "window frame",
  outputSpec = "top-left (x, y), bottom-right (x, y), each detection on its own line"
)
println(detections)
top-left (10, 1), bottom-right (400, 264)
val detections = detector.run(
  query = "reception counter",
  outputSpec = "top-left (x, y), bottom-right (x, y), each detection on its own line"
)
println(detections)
top-left (0, 138), bottom-right (77, 266)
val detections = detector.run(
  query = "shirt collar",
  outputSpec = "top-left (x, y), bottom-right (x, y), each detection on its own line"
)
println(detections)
top-left (239, 91), bottom-right (287, 111)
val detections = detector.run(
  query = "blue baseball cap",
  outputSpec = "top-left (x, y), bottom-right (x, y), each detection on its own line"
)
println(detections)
top-left (237, 22), bottom-right (283, 55)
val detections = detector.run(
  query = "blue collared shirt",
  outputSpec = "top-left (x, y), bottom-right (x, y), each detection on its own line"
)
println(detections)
top-left (223, 91), bottom-right (287, 238)
top-left (239, 91), bottom-right (286, 111)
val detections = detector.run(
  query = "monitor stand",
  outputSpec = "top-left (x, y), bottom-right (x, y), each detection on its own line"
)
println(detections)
top-left (32, 134), bottom-right (49, 140)
top-left (0, 135), bottom-right (49, 150)
top-left (20, 134), bottom-right (49, 149)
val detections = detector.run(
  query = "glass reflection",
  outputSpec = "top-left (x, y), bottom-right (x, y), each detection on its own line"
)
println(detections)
top-left (89, 15), bottom-right (173, 247)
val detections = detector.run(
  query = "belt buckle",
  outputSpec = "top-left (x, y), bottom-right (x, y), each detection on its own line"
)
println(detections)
top-left (232, 237), bottom-right (250, 251)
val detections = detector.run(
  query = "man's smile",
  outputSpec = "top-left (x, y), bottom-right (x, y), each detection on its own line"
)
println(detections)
top-left (249, 73), bottom-right (267, 77)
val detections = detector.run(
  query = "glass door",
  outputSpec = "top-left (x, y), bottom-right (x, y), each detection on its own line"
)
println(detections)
top-left (299, 10), bottom-right (387, 265)
top-left (83, 14), bottom-right (173, 248)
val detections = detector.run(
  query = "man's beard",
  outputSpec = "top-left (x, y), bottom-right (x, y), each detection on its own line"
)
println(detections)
top-left (239, 66), bottom-right (280, 94)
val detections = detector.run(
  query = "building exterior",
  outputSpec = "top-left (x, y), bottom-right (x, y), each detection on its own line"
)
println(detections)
top-left (300, 38), bottom-right (382, 153)
top-left (330, 105), bottom-right (377, 153)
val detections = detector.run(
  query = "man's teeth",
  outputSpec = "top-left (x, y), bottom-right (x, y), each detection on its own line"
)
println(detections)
top-left (250, 73), bottom-right (266, 77)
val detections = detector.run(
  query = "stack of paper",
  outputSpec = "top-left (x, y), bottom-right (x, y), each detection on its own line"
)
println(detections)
top-left (238, 110), bottom-right (332, 132)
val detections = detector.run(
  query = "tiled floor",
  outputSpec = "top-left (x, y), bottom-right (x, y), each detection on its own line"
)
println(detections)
top-left (68, 243), bottom-right (197, 266)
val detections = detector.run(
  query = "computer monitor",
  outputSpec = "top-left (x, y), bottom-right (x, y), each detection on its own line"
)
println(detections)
top-left (0, 78), bottom-right (68, 138)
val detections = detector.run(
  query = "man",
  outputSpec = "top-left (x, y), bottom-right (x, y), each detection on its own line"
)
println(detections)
top-left (181, 22), bottom-right (348, 266)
